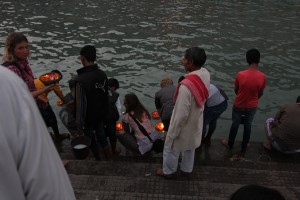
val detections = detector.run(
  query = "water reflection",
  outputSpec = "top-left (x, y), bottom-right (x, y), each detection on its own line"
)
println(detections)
top-left (0, 0), bottom-right (299, 141)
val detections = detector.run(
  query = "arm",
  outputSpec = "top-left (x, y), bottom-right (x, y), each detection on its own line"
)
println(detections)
top-left (234, 75), bottom-right (239, 95)
top-left (258, 76), bottom-right (266, 99)
top-left (53, 83), bottom-right (65, 102)
top-left (155, 94), bottom-right (162, 114)
top-left (167, 85), bottom-right (191, 140)
top-left (32, 84), bottom-right (55, 98)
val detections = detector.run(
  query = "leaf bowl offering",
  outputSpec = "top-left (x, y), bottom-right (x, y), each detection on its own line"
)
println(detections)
top-left (39, 71), bottom-right (62, 86)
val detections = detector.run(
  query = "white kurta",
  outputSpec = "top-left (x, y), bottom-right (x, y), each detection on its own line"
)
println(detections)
top-left (0, 67), bottom-right (76, 200)
top-left (166, 68), bottom-right (210, 151)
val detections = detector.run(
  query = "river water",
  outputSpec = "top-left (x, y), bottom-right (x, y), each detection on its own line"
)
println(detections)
top-left (1, 0), bottom-right (299, 141)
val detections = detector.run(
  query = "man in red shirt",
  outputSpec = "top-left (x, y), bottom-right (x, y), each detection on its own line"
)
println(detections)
top-left (222, 49), bottom-right (266, 156)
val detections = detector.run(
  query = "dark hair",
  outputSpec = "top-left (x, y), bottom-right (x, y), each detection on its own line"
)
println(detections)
top-left (246, 48), bottom-right (260, 65)
top-left (108, 78), bottom-right (120, 89)
top-left (80, 45), bottom-right (96, 62)
top-left (51, 70), bottom-right (63, 79)
top-left (124, 93), bottom-right (150, 121)
top-left (4, 32), bottom-right (29, 62)
top-left (230, 185), bottom-right (285, 200)
top-left (178, 76), bottom-right (185, 83)
top-left (184, 47), bottom-right (207, 67)
top-left (297, 96), bottom-right (300, 103)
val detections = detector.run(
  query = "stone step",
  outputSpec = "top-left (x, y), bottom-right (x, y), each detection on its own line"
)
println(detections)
top-left (68, 173), bottom-right (299, 200)
top-left (66, 161), bottom-right (300, 185)
top-left (70, 174), bottom-right (241, 200)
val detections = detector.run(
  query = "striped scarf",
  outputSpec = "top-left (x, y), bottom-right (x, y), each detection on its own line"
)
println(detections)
top-left (174, 74), bottom-right (208, 108)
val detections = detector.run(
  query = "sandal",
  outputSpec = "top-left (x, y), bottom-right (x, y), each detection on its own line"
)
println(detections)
top-left (155, 168), bottom-right (176, 179)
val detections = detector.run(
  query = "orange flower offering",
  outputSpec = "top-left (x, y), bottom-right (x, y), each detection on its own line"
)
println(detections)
top-left (56, 99), bottom-right (63, 106)
top-left (151, 111), bottom-right (160, 119)
top-left (39, 71), bottom-right (62, 86)
top-left (155, 122), bottom-right (164, 132)
top-left (116, 122), bottom-right (123, 131)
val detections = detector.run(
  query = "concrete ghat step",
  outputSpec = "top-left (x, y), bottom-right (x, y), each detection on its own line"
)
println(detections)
top-left (66, 161), bottom-right (300, 186)
top-left (74, 188), bottom-right (227, 200)
top-left (68, 174), bottom-right (299, 200)
top-left (66, 159), bottom-right (300, 176)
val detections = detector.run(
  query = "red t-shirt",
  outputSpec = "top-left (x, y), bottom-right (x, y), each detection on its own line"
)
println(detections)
top-left (234, 69), bottom-right (266, 108)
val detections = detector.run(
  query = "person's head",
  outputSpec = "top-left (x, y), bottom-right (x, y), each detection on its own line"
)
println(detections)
top-left (51, 70), bottom-right (63, 79)
top-left (108, 78), bottom-right (120, 91)
top-left (160, 76), bottom-right (173, 88)
top-left (246, 48), bottom-right (260, 65)
top-left (230, 185), bottom-right (285, 200)
top-left (181, 47), bottom-right (206, 72)
top-left (80, 45), bottom-right (96, 66)
top-left (297, 96), bottom-right (300, 103)
top-left (4, 32), bottom-right (29, 62)
top-left (123, 93), bottom-right (150, 120)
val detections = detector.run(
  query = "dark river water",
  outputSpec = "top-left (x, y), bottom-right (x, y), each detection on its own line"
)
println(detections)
top-left (1, 0), bottom-right (299, 141)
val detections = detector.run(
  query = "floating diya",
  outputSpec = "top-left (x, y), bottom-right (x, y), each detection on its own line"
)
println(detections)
top-left (39, 71), bottom-right (62, 86)
top-left (116, 122), bottom-right (123, 131)
top-left (151, 111), bottom-right (160, 119)
top-left (155, 122), bottom-right (164, 132)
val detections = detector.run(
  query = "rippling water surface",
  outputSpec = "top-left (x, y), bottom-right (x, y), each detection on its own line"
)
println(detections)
top-left (1, 0), bottom-right (299, 141)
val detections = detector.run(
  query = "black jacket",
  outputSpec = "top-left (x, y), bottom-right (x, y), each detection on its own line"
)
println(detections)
top-left (76, 64), bottom-right (109, 126)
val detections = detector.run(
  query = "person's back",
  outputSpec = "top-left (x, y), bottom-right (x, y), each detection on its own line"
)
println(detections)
top-left (76, 45), bottom-right (110, 160)
top-left (234, 69), bottom-right (266, 108)
top-left (155, 76), bottom-right (176, 131)
top-left (222, 48), bottom-right (266, 156)
top-left (76, 66), bottom-right (108, 125)
top-left (271, 101), bottom-right (300, 151)
top-left (0, 66), bottom-right (76, 200)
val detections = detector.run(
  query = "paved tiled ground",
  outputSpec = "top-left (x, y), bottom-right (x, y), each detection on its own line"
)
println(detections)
top-left (57, 139), bottom-right (300, 200)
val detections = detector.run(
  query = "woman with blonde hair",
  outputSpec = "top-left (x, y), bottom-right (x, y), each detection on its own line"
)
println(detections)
top-left (2, 32), bottom-right (54, 98)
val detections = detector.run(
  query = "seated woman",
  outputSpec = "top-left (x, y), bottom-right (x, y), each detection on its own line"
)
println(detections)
top-left (263, 96), bottom-right (300, 154)
top-left (117, 93), bottom-right (161, 155)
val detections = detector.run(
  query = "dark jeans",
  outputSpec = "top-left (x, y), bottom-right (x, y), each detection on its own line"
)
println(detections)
top-left (228, 107), bottom-right (257, 152)
top-left (203, 101), bottom-right (228, 137)
top-left (83, 121), bottom-right (108, 160)
top-left (104, 122), bottom-right (117, 144)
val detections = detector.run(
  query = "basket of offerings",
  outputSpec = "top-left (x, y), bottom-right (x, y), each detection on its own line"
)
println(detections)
top-left (39, 70), bottom-right (62, 86)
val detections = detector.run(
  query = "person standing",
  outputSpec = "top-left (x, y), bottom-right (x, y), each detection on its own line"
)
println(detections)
top-left (156, 47), bottom-right (210, 178)
top-left (75, 45), bottom-right (110, 160)
top-left (104, 78), bottom-right (122, 155)
top-left (222, 48), bottom-right (266, 156)
top-left (0, 66), bottom-right (76, 200)
top-left (154, 76), bottom-right (176, 132)
top-left (2, 32), bottom-right (54, 100)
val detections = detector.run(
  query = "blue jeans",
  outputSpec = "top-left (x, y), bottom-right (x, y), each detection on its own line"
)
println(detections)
top-left (203, 101), bottom-right (228, 137)
top-left (228, 107), bottom-right (257, 152)
top-left (83, 121), bottom-right (108, 160)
